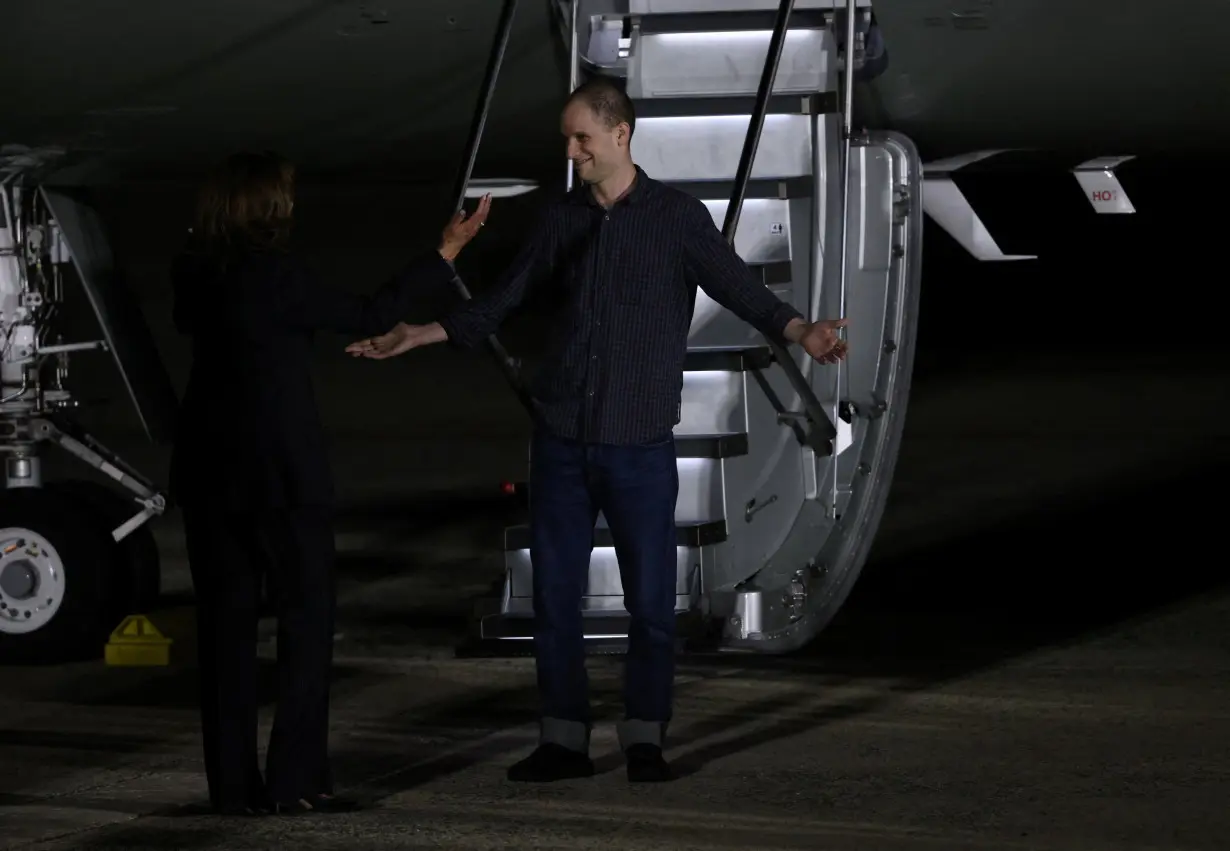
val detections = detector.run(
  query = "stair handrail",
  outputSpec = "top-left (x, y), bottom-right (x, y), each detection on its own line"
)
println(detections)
top-left (448, 0), bottom-right (536, 415)
top-left (829, 0), bottom-right (857, 511)
top-left (720, 0), bottom-right (838, 453)
top-left (565, 0), bottom-right (580, 191)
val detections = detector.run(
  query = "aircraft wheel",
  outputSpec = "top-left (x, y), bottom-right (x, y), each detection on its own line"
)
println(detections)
top-left (48, 479), bottom-right (161, 613)
top-left (0, 487), bottom-right (115, 665)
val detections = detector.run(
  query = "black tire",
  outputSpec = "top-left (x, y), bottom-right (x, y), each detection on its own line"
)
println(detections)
top-left (47, 479), bottom-right (161, 613)
top-left (0, 488), bottom-right (116, 665)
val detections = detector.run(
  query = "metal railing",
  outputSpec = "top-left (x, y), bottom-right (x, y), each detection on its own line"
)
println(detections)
top-left (448, 0), bottom-right (535, 414)
top-left (830, 0), bottom-right (857, 511)
top-left (720, 0), bottom-right (839, 455)
top-left (565, 0), bottom-right (580, 191)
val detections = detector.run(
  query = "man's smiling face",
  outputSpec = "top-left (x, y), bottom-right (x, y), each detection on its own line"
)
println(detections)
top-left (561, 97), bottom-right (629, 185)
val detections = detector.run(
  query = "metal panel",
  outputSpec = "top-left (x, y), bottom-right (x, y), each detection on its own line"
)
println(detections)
top-left (629, 28), bottom-right (832, 99)
top-left (690, 278), bottom-right (795, 348)
top-left (506, 545), bottom-right (702, 611)
top-left (678, 370), bottom-right (747, 435)
top-left (701, 197), bottom-right (792, 264)
top-left (632, 114), bottom-right (813, 182)
top-left (39, 188), bottom-right (178, 443)
top-left (855, 144), bottom-right (893, 273)
top-left (1072, 156), bottom-right (1137, 214)
top-left (630, 0), bottom-right (868, 11)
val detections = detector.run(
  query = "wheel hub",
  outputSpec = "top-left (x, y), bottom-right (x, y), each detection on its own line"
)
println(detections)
top-left (0, 558), bottom-right (38, 598)
top-left (0, 528), bottom-right (65, 635)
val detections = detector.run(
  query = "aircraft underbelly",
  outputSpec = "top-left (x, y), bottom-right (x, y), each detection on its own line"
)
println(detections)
top-left (864, 0), bottom-right (1230, 157)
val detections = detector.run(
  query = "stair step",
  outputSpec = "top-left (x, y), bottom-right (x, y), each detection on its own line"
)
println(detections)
top-left (698, 198), bottom-right (792, 265)
top-left (500, 435), bottom-right (747, 526)
top-left (633, 112), bottom-right (812, 182)
top-left (637, 9), bottom-right (831, 34)
top-left (630, 0), bottom-right (865, 15)
top-left (503, 519), bottom-right (727, 551)
top-left (476, 612), bottom-right (636, 642)
top-left (684, 345), bottom-right (773, 372)
top-left (689, 259), bottom-right (793, 347)
top-left (631, 93), bottom-right (832, 118)
top-left (473, 612), bottom-right (698, 639)
top-left (465, 611), bottom-right (707, 656)
top-left (690, 288), bottom-right (790, 349)
top-left (675, 432), bottom-right (749, 458)
top-left (743, 260), bottom-right (792, 287)
top-left (630, 25), bottom-right (836, 100)
top-left (670, 177), bottom-right (813, 200)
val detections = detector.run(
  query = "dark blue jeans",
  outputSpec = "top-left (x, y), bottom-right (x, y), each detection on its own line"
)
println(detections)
top-left (529, 428), bottom-right (679, 753)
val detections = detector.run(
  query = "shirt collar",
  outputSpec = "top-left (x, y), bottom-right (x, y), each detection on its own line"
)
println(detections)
top-left (567, 164), bottom-right (653, 208)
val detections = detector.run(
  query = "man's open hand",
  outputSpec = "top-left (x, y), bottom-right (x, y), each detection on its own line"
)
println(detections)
top-left (786, 317), bottom-right (848, 364)
top-left (346, 321), bottom-right (444, 360)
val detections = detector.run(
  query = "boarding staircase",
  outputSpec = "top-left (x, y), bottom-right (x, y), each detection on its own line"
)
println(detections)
top-left (469, 0), bottom-right (924, 655)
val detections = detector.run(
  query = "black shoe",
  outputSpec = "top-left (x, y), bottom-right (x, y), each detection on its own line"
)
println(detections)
top-left (273, 793), bottom-right (362, 815)
top-left (625, 744), bottom-right (673, 783)
top-left (507, 743), bottom-right (595, 782)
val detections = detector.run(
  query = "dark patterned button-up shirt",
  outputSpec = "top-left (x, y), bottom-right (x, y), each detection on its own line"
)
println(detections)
top-left (438, 166), bottom-right (802, 446)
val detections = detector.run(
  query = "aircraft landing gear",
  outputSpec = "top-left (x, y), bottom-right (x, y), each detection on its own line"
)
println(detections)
top-left (0, 487), bottom-right (114, 664)
top-left (47, 478), bottom-right (160, 614)
top-left (0, 424), bottom-right (165, 665)
top-left (2, 179), bottom-right (175, 665)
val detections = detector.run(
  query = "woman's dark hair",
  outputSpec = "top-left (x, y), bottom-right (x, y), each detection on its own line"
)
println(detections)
top-left (191, 151), bottom-right (295, 255)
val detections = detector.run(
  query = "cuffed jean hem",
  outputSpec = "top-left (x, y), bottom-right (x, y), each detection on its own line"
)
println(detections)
top-left (617, 719), bottom-right (666, 750)
top-left (540, 717), bottom-right (590, 754)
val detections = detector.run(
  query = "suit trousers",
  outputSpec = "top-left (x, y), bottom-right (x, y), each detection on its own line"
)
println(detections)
top-left (181, 504), bottom-right (337, 808)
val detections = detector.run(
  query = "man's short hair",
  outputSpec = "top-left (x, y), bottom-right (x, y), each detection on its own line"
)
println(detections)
top-left (566, 78), bottom-right (636, 139)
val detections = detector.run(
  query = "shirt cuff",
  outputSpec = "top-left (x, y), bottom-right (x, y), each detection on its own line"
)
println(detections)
top-left (436, 311), bottom-right (473, 350)
top-left (768, 302), bottom-right (805, 343)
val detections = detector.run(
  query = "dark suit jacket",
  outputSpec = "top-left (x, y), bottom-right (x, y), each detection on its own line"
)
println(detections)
top-left (168, 244), bottom-right (454, 510)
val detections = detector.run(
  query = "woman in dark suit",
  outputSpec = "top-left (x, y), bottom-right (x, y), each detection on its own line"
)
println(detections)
top-left (169, 151), bottom-right (490, 816)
